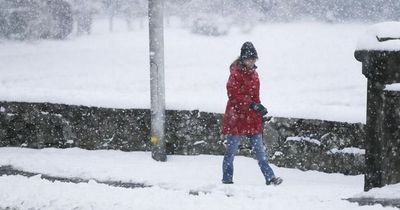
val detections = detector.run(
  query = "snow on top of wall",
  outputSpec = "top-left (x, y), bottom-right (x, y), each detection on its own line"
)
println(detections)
top-left (286, 136), bottom-right (321, 146)
top-left (329, 147), bottom-right (365, 155)
top-left (385, 83), bottom-right (400, 92)
top-left (357, 22), bottom-right (400, 51)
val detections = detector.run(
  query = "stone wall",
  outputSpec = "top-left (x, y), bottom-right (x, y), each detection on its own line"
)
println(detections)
top-left (0, 101), bottom-right (225, 154)
top-left (265, 118), bottom-right (365, 175)
top-left (0, 101), bottom-right (365, 174)
top-left (0, 102), bottom-right (151, 151)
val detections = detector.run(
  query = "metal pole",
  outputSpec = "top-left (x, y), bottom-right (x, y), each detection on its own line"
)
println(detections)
top-left (148, 0), bottom-right (166, 161)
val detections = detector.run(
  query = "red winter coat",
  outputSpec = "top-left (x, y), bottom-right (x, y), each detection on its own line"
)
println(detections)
top-left (222, 60), bottom-right (263, 136)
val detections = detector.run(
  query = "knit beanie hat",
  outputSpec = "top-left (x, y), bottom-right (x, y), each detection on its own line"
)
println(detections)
top-left (240, 41), bottom-right (258, 60)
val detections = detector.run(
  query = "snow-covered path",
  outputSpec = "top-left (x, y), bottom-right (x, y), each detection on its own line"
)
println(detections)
top-left (0, 148), bottom-right (395, 210)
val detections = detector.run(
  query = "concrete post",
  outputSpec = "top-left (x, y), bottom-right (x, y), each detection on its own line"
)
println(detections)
top-left (355, 50), bottom-right (400, 191)
top-left (148, 0), bottom-right (166, 161)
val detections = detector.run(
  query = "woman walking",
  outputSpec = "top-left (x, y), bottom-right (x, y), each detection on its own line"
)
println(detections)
top-left (221, 41), bottom-right (283, 186)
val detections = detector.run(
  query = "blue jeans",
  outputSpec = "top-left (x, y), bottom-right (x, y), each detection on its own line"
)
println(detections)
top-left (222, 134), bottom-right (275, 183)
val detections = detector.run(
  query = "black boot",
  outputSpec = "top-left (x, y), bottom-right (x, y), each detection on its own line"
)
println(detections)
top-left (222, 180), bottom-right (234, 184)
top-left (266, 177), bottom-right (283, 186)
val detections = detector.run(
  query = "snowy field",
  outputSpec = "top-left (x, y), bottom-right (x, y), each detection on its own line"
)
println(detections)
top-left (0, 147), bottom-right (397, 210)
top-left (0, 18), bottom-right (367, 123)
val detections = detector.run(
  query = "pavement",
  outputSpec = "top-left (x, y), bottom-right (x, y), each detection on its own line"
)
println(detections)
top-left (1, 165), bottom-right (399, 209)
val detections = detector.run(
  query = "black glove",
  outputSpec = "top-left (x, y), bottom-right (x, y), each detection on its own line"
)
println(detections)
top-left (262, 115), bottom-right (273, 122)
top-left (250, 102), bottom-right (268, 116)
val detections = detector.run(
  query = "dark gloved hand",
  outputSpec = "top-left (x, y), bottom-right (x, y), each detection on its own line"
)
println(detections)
top-left (250, 102), bottom-right (268, 116)
top-left (262, 115), bottom-right (272, 122)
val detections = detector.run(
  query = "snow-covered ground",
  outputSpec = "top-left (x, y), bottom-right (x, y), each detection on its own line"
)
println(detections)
top-left (0, 19), bottom-right (367, 123)
top-left (0, 147), bottom-right (396, 210)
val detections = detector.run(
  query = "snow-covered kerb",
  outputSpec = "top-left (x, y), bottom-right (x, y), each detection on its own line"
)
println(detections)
top-left (357, 22), bottom-right (400, 51)
top-left (0, 148), bottom-right (391, 210)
